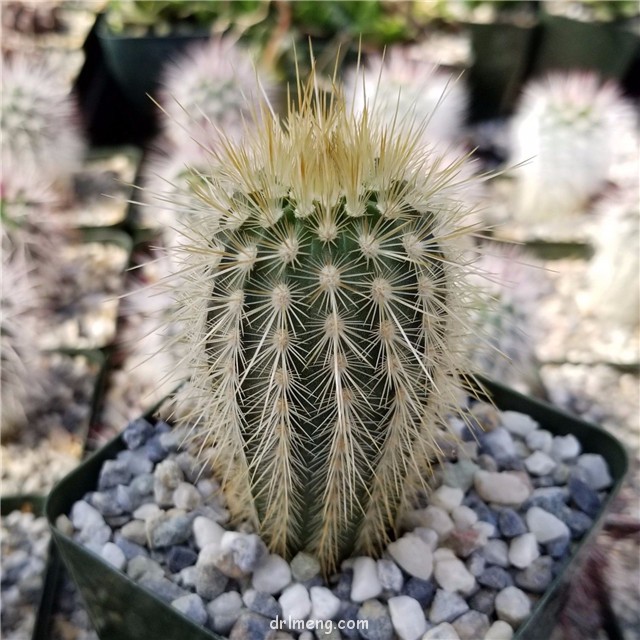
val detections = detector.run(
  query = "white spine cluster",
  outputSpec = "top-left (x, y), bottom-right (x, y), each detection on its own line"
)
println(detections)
top-left (344, 47), bottom-right (468, 144)
top-left (1, 54), bottom-right (84, 190)
top-left (510, 72), bottom-right (636, 221)
top-left (588, 188), bottom-right (640, 327)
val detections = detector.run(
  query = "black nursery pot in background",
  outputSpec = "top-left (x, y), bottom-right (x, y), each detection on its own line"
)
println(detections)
top-left (467, 22), bottom-right (536, 121)
top-left (96, 16), bottom-right (210, 118)
top-left (531, 14), bottom-right (639, 80)
top-left (45, 378), bottom-right (628, 640)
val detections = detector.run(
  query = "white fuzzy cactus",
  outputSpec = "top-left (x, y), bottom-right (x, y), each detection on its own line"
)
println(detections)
top-left (1, 253), bottom-right (40, 438)
top-left (511, 72), bottom-right (635, 221)
top-left (468, 246), bottom-right (549, 396)
top-left (158, 36), bottom-right (276, 153)
top-left (1, 53), bottom-right (84, 190)
top-left (588, 188), bottom-right (640, 327)
top-left (162, 61), bottom-right (487, 573)
top-left (344, 47), bottom-right (468, 144)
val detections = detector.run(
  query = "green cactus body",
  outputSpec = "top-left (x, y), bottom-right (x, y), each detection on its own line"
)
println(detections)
top-left (170, 70), bottom-right (479, 573)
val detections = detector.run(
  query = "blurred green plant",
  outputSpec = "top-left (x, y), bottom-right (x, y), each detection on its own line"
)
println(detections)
top-left (104, 0), bottom-right (268, 35)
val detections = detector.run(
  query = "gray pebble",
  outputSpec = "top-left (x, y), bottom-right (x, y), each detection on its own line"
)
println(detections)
top-left (291, 552), bottom-right (321, 582)
top-left (89, 490), bottom-right (124, 517)
top-left (468, 588), bottom-right (496, 616)
top-left (208, 591), bottom-right (243, 635)
top-left (568, 476), bottom-right (601, 518)
top-left (545, 536), bottom-right (571, 559)
top-left (154, 460), bottom-right (184, 507)
top-left (358, 599), bottom-right (393, 640)
top-left (401, 577), bottom-right (435, 608)
top-left (243, 589), bottom-right (282, 619)
top-left (167, 545), bottom-right (198, 573)
top-left (466, 552), bottom-right (486, 578)
top-left (229, 612), bottom-right (275, 640)
top-left (146, 511), bottom-right (193, 548)
top-left (478, 566), bottom-right (513, 590)
top-left (377, 559), bottom-right (403, 594)
top-left (117, 449), bottom-right (154, 477)
top-left (497, 509), bottom-right (527, 538)
top-left (441, 460), bottom-right (479, 492)
top-left (196, 563), bottom-right (228, 600)
top-left (177, 565), bottom-right (199, 590)
top-left (120, 520), bottom-right (147, 546)
top-left (130, 473), bottom-right (154, 498)
top-left (122, 418), bottom-right (155, 450)
top-left (173, 482), bottom-right (203, 511)
top-left (480, 428), bottom-right (516, 462)
top-left (126, 556), bottom-right (164, 582)
top-left (144, 435), bottom-right (169, 463)
top-left (98, 459), bottom-right (133, 490)
top-left (564, 509), bottom-right (593, 539)
top-left (514, 556), bottom-right (553, 594)
top-left (114, 533), bottom-right (148, 560)
top-left (428, 589), bottom-right (469, 624)
top-left (452, 610), bottom-right (490, 640)
top-left (575, 454), bottom-right (612, 490)
top-left (172, 593), bottom-right (208, 625)
top-left (139, 576), bottom-right (187, 603)
top-left (483, 539), bottom-right (510, 568)
top-left (175, 451), bottom-right (201, 484)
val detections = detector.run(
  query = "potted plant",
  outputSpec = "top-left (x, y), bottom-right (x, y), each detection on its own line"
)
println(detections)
top-left (464, 0), bottom-right (540, 121)
top-left (532, 0), bottom-right (640, 81)
top-left (95, 0), bottom-right (270, 116)
top-left (46, 59), bottom-right (628, 640)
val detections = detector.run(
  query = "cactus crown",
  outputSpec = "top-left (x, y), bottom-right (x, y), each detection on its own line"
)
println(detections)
top-left (1, 54), bottom-right (83, 184)
top-left (167, 60), bottom-right (481, 573)
top-left (345, 47), bottom-right (467, 143)
top-left (159, 37), bottom-right (276, 149)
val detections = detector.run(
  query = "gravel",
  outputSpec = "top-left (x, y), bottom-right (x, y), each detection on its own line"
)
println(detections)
top-left (61, 401), bottom-right (615, 639)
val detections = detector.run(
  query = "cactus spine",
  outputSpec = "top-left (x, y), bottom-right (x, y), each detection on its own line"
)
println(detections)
top-left (168, 64), bottom-right (480, 573)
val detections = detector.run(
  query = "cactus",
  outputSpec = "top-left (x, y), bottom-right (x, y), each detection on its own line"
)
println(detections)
top-left (1, 53), bottom-right (84, 190)
top-left (0, 251), bottom-right (39, 438)
top-left (165, 62), bottom-right (483, 573)
top-left (344, 47), bottom-right (467, 144)
top-left (588, 188), bottom-right (639, 327)
top-left (158, 36), bottom-right (277, 152)
top-left (510, 72), bottom-right (635, 221)
top-left (468, 246), bottom-right (549, 398)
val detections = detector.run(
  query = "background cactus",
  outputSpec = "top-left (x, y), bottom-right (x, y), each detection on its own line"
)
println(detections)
top-left (165, 64), bottom-right (484, 573)
top-left (510, 72), bottom-right (635, 221)
top-left (344, 47), bottom-right (467, 144)
top-left (468, 245), bottom-right (549, 398)
top-left (587, 188), bottom-right (640, 327)
top-left (158, 36), bottom-right (277, 152)
top-left (0, 251), bottom-right (40, 439)
top-left (1, 53), bottom-right (84, 191)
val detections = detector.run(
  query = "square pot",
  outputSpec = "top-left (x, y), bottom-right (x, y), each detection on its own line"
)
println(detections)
top-left (45, 378), bottom-right (628, 640)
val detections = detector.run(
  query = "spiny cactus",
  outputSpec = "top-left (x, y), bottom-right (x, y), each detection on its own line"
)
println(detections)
top-left (587, 188), bottom-right (639, 327)
top-left (159, 36), bottom-right (277, 152)
top-left (510, 72), bottom-right (635, 221)
top-left (1, 251), bottom-right (39, 439)
top-left (468, 246), bottom-right (548, 398)
top-left (165, 63), bottom-right (484, 573)
top-left (1, 53), bottom-right (84, 190)
top-left (344, 47), bottom-right (467, 144)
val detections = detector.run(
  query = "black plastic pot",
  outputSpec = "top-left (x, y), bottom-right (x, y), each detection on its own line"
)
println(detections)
top-left (96, 15), bottom-right (210, 118)
top-left (468, 22), bottom-right (537, 121)
top-left (532, 14), bottom-right (639, 80)
top-left (46, 378), bottom-right (628, 640)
